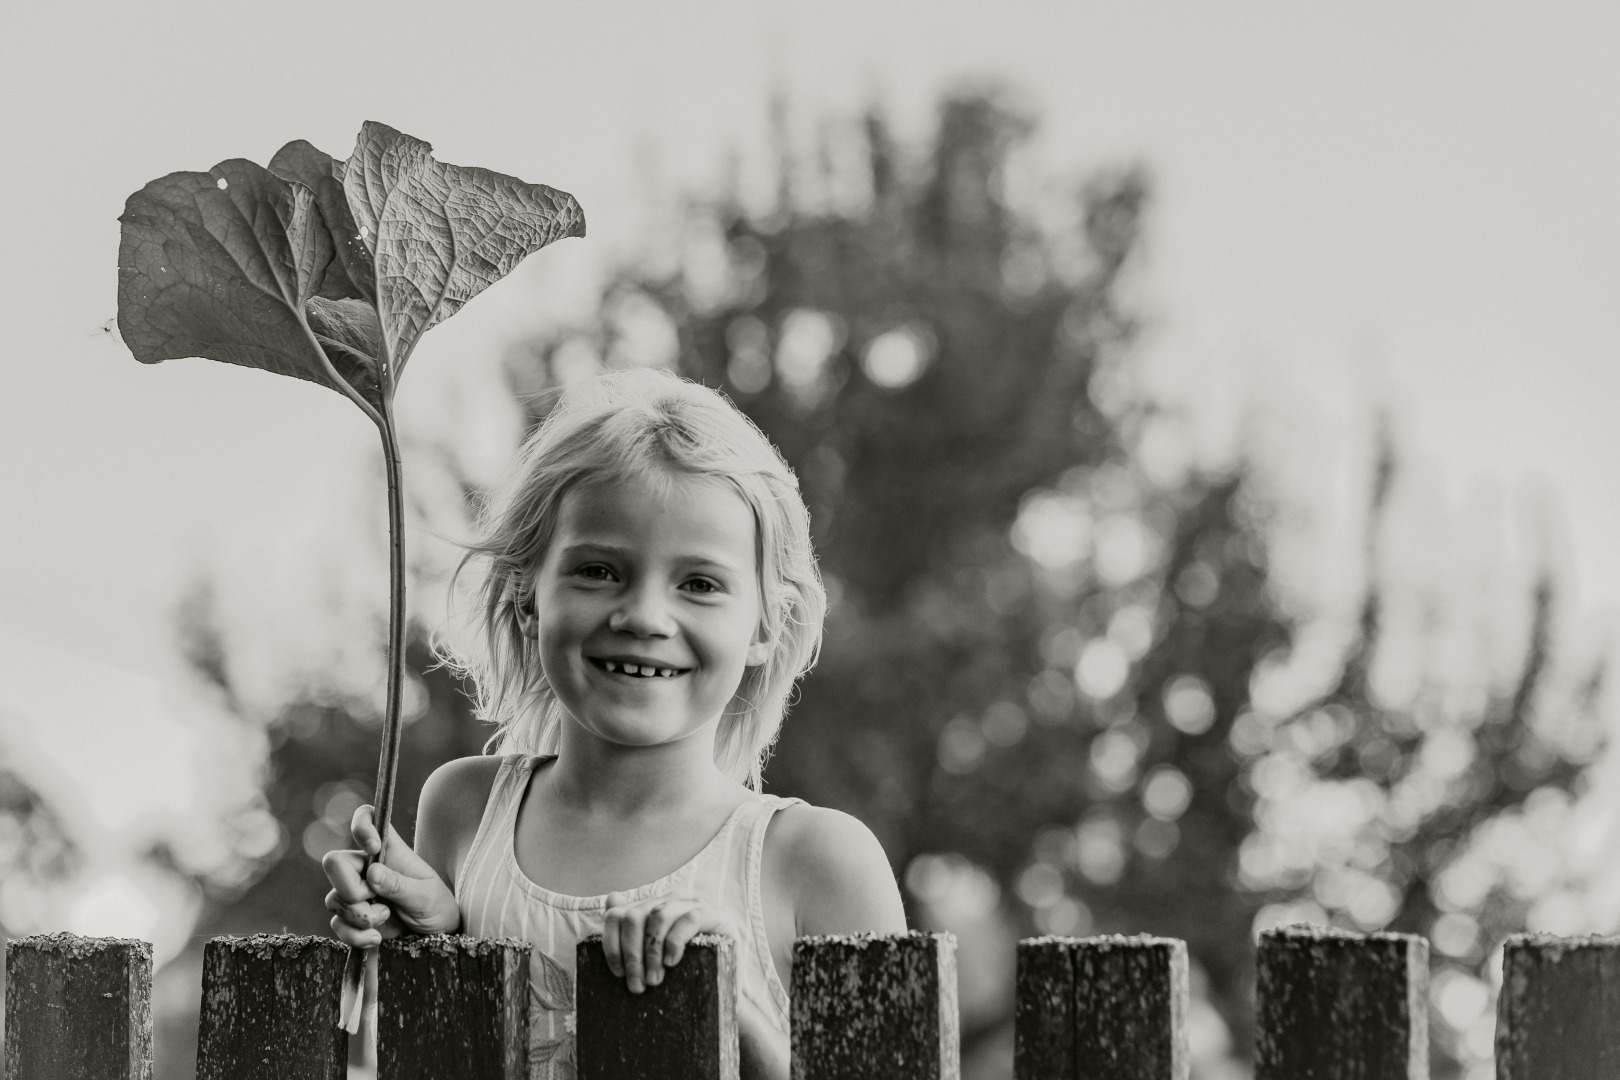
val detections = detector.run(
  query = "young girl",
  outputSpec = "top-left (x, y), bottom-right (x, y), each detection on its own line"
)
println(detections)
top-left (323, 368), bottom-right (907, 1079)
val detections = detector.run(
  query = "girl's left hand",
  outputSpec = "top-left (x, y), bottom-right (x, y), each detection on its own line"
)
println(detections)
top-left (601, 892), bottom-right (742, 994)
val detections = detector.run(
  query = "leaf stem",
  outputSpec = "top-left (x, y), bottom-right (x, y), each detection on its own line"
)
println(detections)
top-left (372, 393), bottom-right (407, 849)
top-left (295, 313), bottom-right (384, 429)
top-left (340, 318), bottom-right (405, 1033)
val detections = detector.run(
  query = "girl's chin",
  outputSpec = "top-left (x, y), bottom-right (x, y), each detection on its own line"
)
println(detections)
top-left (587, 729), bottom-right (711, 754)
top-left (560, 707), bottom-right (721, 748)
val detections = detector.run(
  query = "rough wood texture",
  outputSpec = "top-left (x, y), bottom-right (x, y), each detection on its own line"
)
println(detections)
top-left (1076, 935), bottom-right (1188, 1080)
top-left (1015, 936), bottom-right (1188, 1080)
top-left (376, 934), bottom-right (530, 1080)
top-left (1497, 933), bottom-right (1620, 1079)
top-left (4, 932), bottom-right (153, 1080)
top-left (195, 934), bottom-right (348, 1080)
top-left (1014, 937), bottom-right (1075, 1079)
top-left (791, 931), bottom-right (959, 1080)
top-left (575, 933), bottom-right (739, 1080)
top-left (1255, 924), bottom-right (1428, 1080)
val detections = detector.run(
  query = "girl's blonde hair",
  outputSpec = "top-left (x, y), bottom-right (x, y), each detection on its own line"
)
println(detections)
top-left (451, 367), bottom-right (826, 790)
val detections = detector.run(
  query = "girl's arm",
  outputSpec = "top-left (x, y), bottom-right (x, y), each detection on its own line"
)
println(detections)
top-left (764, 805), bottom-right (908, 945)
top-left (413, 754), bottom-right (505, 892)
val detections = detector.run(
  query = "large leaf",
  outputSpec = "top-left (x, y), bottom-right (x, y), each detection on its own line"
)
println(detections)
top-left (117, 158), bottom-right (380, 413)
top-left (268, 140), bottom-right (377, 305)
top-left (343, 121), bottom-right (586, 378)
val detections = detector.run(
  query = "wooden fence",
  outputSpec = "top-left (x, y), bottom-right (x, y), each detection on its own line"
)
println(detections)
top-left (5, 925), bottom-right (1617, 1079)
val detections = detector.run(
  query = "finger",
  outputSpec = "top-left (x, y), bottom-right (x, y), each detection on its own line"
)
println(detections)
top-left (601, 892), bottom-right (630, 978)
top-left (642, 899), bottom-right (700, 986)
top-left (326, 890), bottom-right (391, 931)
top-left (367, 861), bottom-right (408, 899)
top-left (663, 906), bottom-right (729, 969)
top-left (322, 849), bottom-right (374, 905)
top-left (351, 805), bottom-right (383, 857)
top-left (615, 900), bottom-right (650, 993)
top-left (330, 913), bottom-right (382, 949)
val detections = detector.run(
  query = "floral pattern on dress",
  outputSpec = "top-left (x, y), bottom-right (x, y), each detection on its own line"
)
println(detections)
top-left (529, 949), bottom-right (576, 1079)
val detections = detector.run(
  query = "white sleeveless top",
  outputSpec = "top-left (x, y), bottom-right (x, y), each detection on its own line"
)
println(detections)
top-left (454, 755), bottom-right (798, 1080)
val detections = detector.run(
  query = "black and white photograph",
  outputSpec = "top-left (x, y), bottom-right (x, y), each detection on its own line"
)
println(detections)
top-left (2, 4), bottom-right (1617, 1078)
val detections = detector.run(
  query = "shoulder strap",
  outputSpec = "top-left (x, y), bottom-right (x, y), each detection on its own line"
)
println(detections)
top-left (740, 795), bottom-right (804, 1021)
top-left (453, 754), bottom-right (531, 899)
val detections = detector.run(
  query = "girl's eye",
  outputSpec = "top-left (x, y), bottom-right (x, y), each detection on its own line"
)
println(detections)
top-left (576, 564), bottom-right (615, 581)
top-left (683, 577), bottom-right (722, 595)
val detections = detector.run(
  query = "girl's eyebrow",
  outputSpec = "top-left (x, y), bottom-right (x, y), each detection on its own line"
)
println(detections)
top-left (680, 555), bottom-right (746, 576)
top-left (558, 541), bottom-right (628, 559)
top-left (558, 542), bottom-right (745, 575)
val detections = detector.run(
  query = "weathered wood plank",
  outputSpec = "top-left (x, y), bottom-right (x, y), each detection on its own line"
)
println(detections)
top-left (1497, 933), bottom-right (1620, 1080)
top-left (1255, 924), bottom-right (1428, 1080)
top-left (791, 931), bottom-right (959, 1080)
top-left (1014, 935), bottom-right (1188, 1080)
top-left (1073, 935), bottom-right (1188, 1080)
top-left (375, 934), bottom-right (530, 1080)
top-left (1010, 939), bottom-right (1075, 1080)
top-left (575, 933), bottom-right (739, 1080)
top-left (1014, 937), bottom-right (1075, 1079)
top-left (4, 932), bottom-right (153, 1080)
top-left (195, 934), bottom-right (348, 1080)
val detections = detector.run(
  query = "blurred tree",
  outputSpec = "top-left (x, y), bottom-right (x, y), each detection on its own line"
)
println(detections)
top-left (501, 91), bottom-right (1605, 1078)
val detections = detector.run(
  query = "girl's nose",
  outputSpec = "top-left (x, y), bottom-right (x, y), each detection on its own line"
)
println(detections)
top-left (607, 585), bottom-right (676, 637)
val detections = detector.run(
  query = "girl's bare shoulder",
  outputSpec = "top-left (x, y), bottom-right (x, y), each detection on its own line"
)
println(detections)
top-left (762, 802), bottom-right (907, 935)
top-left (422, 755), bottom-right (508, 823)
top-left (416, 755), bottom-right (508, 883)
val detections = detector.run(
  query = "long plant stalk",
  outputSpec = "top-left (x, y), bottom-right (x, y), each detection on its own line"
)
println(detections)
top-left (372, 397), bottom-right (408, 857)
top-left (340, 400), bottom-right (407, 1033)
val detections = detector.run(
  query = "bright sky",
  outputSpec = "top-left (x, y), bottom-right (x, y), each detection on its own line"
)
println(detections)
top-left (2, 2), bottom-right (1617, 949)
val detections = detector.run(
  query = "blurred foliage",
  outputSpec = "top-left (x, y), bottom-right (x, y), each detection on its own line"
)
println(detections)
top-left (154, 90), bottom-right (1605, 1079)
top-left (504, 91), bottom-right (1606, 1077)
top-left (0, 766), bottom-right (78, 935)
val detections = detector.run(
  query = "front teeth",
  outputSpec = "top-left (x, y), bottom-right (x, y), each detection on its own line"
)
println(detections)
top-left (602, 661), bottom-right (678, 678)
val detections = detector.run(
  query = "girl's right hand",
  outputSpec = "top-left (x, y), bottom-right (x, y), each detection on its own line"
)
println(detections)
top-left (321, 804), bottom-right (461, 947)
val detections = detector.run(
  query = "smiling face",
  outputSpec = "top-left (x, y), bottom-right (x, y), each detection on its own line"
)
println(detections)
top-left (521, 470), bottom-right (770, 755)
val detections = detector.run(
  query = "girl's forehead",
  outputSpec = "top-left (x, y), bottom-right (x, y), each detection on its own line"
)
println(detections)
top-left (552, 470), bottom-right (758, 553)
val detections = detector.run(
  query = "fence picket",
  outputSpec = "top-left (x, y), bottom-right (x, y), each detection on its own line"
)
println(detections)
top-left (1255, 924), bottom-right (1428, 1080)
top-left (574, 933), bottom-right (739, 1080)
top-left (1015, 935), bottom-right (1188, 1079)
top-left (194, 934), bottom-right (348, 1080)
top-left (1496, 933), bottom-right (1620, 1079)
top-left (3, 932), bottom-right (152, 1080)
top-left (791, 931), bottom-right (959, 1080)
top-left (375, 934), bottom-right (529, 1080)
top-left (1014, 937), bottom-right (1075, 1079)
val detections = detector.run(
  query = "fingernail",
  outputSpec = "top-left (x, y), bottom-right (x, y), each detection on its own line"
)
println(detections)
top-left (629, 978), bottom-right (643, 994)
top-left (647, 969), bottom-right (662, 986)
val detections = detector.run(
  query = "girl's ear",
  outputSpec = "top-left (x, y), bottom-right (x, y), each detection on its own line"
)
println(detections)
top-left (745, 621), bottom-right (772, 667)
top-left (516, 595), bottom-right (539, 639)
